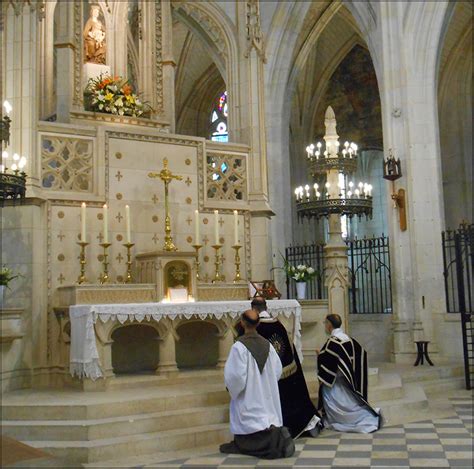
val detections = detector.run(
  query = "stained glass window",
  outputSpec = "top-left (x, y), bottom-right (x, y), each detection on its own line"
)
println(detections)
top-left (210, 91), bottom-right (228, 142)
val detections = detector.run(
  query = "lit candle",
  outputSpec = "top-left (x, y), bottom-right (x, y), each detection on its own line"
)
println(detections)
top-left (125, 205), bottom-right (131, 243)
top-left (81, 202), bottom-right (87, 242)
top-left (194, 209), bottom-right (200, 243)
top-left (214, 210), bottom-right (219, 245)
top-left (103, 204), bottom-right (108, 244)
top-left (233, 210), bottom-right (239, 245)
top-left (3, 100), bottom-right (12, 115)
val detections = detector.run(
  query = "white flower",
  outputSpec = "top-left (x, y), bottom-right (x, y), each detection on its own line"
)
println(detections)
top-left (297, 265), bottom-right (305, 271)
top-left (307, 267), bottom-right (314, 274)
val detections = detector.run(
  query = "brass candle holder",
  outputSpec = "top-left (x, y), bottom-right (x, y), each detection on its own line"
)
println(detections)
top-left (192, 244), bottom-right (203, 281)
top-left (232, 244), bottom-right (242, 282)
top-left (77, 241), bottom-right (89, 284)
top-left (99, 242), bottom-right (112, 284)
top-left (123, 242), bottom-right (135, 283)
top-left (211, 244), bottom-right (222, 283)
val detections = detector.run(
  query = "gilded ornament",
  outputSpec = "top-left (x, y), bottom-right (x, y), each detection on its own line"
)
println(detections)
top-left (152, 215), bottom-right (159, 223)
top-left (116, 193), bottom-right (123, 200)
top-left (116, 234), bottom-right (123, 242)
top-left (186, 197), bottom-right (192, 204)
top-left (97, 213), bottom-right (103, 220)
top-left (115, 152), bottom-right (122, 159)
top-left (185, 158), bottom-right (191, 166)
top-left (58, 211), bottom-right (65, 219)
top-left (57, 254), bottom-right (65, 262)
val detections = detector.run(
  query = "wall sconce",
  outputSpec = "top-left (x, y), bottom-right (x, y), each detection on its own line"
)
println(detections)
top-left (383, 149), bottom-right (407, 231)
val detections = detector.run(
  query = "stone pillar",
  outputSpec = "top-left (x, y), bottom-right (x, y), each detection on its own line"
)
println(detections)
top-left (161, 0), bottom-right (176, 132)
top-left (53, 0), bottom-right (75, 124)
top-left (216, 320), bottom-right (234, 369)
top-left (321, 107), bottom-right (350, 331)
top-left (156, 319), bottom-right (178, 374)
top-left (376, 2), bottom-right (450, 362)
top-left (236, 0), bottom-right (274, 280)
top-left (4, 2), bottom-right (40, 187)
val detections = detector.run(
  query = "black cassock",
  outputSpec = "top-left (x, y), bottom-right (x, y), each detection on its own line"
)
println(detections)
top-left (238, 314), bottom-right (321, 438)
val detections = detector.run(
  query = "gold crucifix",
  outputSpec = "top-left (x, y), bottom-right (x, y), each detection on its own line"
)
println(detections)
top-left (148, 157), bottom-right (183, 251)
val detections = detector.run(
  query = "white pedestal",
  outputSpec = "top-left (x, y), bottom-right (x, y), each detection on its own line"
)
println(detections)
top-left (83, 63), bottom-right (111, 86)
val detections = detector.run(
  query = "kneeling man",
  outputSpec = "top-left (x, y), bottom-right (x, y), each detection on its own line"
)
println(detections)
top-left (317, 314), bottom-right (383, 433)
top-left (220, 309), bottom-right (295, 459)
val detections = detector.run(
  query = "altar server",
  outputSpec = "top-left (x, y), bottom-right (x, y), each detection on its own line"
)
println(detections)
top-left (251, 297), bottom-right (322, 438)
top-left (316, 314), bottom-right (383, 433)
top-left (220, 309), bottom-right (295, 459)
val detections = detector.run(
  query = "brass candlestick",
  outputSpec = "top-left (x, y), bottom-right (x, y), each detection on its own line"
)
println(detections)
top-left (232, 244), bottom-right (242, 282)
top-left (99, 242), bottom-right (112, 284)
top-left (192, 244), bottom-right (203, 281)
top-left (77, 241), bottom-right (89, 284)
top-left (123, 242), bottom-right (135, 283)
top-left (212, 244), bottom-right (222, 283)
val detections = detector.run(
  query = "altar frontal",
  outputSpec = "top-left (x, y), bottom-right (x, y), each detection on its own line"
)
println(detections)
top-left (69, 300), bottom-right (302, 383)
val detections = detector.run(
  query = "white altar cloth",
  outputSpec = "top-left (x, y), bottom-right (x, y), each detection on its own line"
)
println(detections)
top-left (69, 300), bottom-right (302, 380)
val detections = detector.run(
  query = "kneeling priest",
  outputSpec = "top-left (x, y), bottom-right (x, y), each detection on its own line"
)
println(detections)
top-left (316, 313), bottom-right (383, 433)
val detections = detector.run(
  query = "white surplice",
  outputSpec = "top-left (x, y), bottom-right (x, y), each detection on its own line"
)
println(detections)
top-left (224, 341), bottom-right (283, 435)
top-left (321, 327), bottom-right (381, 433)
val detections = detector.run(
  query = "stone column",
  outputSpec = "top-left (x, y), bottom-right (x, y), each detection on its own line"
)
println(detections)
top-left (236, 0), bottom-right (274, 280)
top-left (156, 319), bottom-right (178, 374)
top-left (161, 0), bottom-right (176, 132)
top-left (321, 107), bottom-right (350, 331)
top-left (216, 319), bottom-right (234, 369)
top-left (375, 2), bottom-right (450, 362)
top-left (53, 0), bottom-right (75, 124)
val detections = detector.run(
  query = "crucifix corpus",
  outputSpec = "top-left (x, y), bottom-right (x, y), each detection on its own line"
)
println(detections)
top-left (148, 157), bottom-right (183, 251)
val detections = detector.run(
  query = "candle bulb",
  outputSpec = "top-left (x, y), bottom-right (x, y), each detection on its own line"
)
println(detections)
top-left (125, 205), bottom-right (131, 243)
top-left (103, 204), bottom-right (108, 244)
top-left (81, 202), bottom-right (87, 242)
top-left (214, 210), bottom-right (219, 245)
top-left (233, 210), bottom-right (239, 245)
top-left (194, 209), bottom-right (200, 243)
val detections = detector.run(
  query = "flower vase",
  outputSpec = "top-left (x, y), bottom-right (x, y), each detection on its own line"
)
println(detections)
top-left (0, 285), bottom-right (5, 309)
top-left (296, 282), bottom-right (307, 300)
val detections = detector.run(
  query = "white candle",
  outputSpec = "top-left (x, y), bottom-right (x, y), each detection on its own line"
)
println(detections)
top-left (103, 204), bottom-right (108, 244)
top-left (81, 202), bottom-right (87, 242)
top-left (233, 210), bottom-right (239, 245)
top-left (125, 205), bottom-right (131, 243)
top-left (194, 210), bottom-right (200, 243)
top-left (214, 210), bottom-right (219, 245)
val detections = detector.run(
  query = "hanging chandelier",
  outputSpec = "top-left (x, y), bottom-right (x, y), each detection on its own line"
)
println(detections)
top-left (295, 106), bottom-right (373, 220)
top-left (1, 101), bottom-right (28, 206)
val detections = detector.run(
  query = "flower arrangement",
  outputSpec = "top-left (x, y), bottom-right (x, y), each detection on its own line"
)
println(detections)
top-left (84, 75), bottom-right (151, 117)
top-left (282, 259), bottom-right (319, 283)
top-left (0, 266), bottom-right (20, 289)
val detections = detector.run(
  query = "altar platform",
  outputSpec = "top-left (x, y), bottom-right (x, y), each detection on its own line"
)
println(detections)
top-left (66, 299), bottom-right (301, 389)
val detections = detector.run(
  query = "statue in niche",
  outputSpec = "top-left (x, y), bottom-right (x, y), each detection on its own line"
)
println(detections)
top-left (83, 4), bottom-right (106, 64)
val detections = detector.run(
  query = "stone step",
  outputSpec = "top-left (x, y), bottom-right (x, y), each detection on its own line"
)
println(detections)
top-left (420, 376), bottom-right (466, 395)
top-left (1, 384), bottom-right (228, 421)
top-left (396, 364), bottom-right (464, 383)
top-left (25, 423), bottom-right (230, 464)
top-left (375, 383), bottom-right (429, 426)
top-left (2, 405), bottom-right (229, 442)
top-left (106, 369), bottom-right (224, 390)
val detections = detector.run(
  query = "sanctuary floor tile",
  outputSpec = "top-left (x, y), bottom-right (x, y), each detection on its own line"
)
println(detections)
top-left (149, 397), bottom-right (473, 468)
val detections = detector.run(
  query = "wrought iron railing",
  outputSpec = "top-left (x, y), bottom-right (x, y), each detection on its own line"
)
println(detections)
top-left (347, 235), bottom-right (392, 314)
top-left (442, 223), bottom-right (474, 389)
top-left (284, 243), bottom-right (326, 300)
top-left (285, 235), bottom-right (392, 315)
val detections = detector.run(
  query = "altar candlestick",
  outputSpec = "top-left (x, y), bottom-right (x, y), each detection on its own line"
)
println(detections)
top-left (125, 205), bottom-right (131, 243)
top-left (194, 209), bottom-right (200, 242)
top-left (103, 204), bottom-right (109, 244)
top-left (214, 210), bottom-right (219, 245)
top-left (233, 210), bottom-right (239, 245)
top-left (81, 202), bottom-right (87, 242)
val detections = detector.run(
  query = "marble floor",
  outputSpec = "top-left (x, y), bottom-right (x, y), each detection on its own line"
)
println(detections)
top-left (147, 396), bottom-right (473, 469)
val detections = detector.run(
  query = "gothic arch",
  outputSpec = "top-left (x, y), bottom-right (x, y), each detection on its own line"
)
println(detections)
top-left (171, 1), bottom-right (238, 140)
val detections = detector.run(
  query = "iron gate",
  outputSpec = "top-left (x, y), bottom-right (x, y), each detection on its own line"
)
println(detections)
top-left (285, 235), bottom-right (392, 315)
top-left (442, 223), bottom-right (474, 390)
